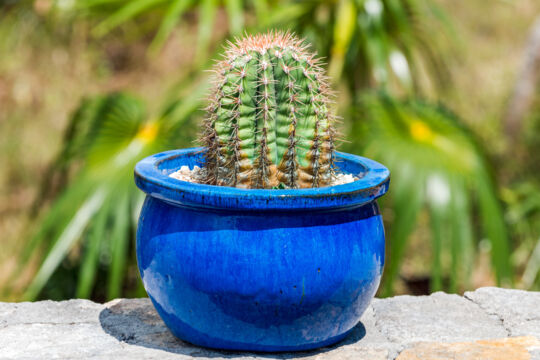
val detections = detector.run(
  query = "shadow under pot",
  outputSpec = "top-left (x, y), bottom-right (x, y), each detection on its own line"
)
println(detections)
top-left (134, 147), bottom-right (390, 352)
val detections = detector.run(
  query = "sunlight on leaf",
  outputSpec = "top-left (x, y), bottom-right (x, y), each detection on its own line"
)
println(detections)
top-left (148, 0), bottom-right (193, 55)
top-left (24, 188), bottom-right (107, 300)
top-left (358, 93), bottom-right (513, 294)
top-left (92, 0), bottom-right (167, 37)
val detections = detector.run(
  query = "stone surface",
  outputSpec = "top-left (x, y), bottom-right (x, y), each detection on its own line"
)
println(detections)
top-left (0, 287), bottom-right (539, 359)
top-left (371, 291), bottom-right (508, 344)
top-left (465, 287), bottom-right (540, 338)
top-left (396, 336), bottom-right (540, 360)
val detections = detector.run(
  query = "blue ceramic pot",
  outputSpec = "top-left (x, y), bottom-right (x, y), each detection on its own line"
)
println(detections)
top-left (134, 147), bottom-right (389, 352)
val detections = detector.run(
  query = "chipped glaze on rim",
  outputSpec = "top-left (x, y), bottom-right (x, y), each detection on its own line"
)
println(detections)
top-left (134, 147), bottom-right (390, 211)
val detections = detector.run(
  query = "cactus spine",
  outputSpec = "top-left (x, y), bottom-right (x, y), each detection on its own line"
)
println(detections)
top-left (201, 31), bottom-right (336, 189)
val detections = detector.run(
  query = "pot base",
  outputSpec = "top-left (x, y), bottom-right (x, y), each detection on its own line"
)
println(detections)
top-left (167, 322), bottom-right (352, 352)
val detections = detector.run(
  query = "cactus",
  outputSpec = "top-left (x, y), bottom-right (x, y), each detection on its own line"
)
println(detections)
top-left (200, 31), bottom-right (337, 189)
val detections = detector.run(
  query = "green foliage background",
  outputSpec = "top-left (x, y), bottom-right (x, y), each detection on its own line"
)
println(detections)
top-left (1, 0), bottom-right (539, 301)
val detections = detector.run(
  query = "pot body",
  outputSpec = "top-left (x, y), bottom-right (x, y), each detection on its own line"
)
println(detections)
top-left (135, 148), bottom-right (389, 352)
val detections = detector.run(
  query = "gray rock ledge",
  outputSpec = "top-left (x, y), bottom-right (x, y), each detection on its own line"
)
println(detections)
top-left (0, 287), bottom-right (539, 360)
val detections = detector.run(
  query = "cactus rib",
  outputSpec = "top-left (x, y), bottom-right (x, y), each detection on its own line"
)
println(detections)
top-left (201, 31), bottom-right (336, 189)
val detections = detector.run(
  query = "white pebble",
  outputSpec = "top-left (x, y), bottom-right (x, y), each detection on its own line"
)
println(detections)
top-left (169, 166), bottom-right (358, 187)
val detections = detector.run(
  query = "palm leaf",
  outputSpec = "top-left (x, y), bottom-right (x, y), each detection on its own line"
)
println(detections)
top-left (358, 93), bottom-right (513, 294)
top-left (76, 198), bottom-right (111, 298)
top-left (224, 0), bottom-right (244, 36)
top-left (23, 173), bottom-right (99, 266)
top-left (195, 0), bottom-right (218, 63)
top-left (476, 168), bottom-right (513, 285)
top-left (504, 182), bottom-right (540, 289)
top-left (107, 189), bottom-right (131, 299)
top-left (448, 176), bottom-right (474, 291)
top-left (23, 187), bottom-right (107, 300)
top-left (328, 0), bottom-right (357, 81)
top-left (79, 0), bottom-right (452, 96)
top-left (250, 0), bottom-right (268, 22)
top-left (148, 0), bottom-right (193, 55)
top-left (523, 239), bottom-right (540, 288)
top-left (18, 92), bottom-right (173, 300)
top-left (382, 165), bottom-right (424, 296)
top-left (265, 0), bottom-right (454, 94)
top-left (83, 0), bottom-right (254, 56)
top-left (92, 0), bottom-right (168, 37)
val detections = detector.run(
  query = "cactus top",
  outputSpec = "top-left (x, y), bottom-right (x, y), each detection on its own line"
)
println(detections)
top-left (201, 31), bottom-right (337, 189)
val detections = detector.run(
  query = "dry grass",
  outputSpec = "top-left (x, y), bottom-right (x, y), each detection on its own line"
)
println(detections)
top-left (436, 0), bottom-right (540, 150)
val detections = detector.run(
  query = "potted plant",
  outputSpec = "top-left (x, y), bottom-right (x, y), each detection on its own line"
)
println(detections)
top-left (134, 32), bottom-right (390, 352)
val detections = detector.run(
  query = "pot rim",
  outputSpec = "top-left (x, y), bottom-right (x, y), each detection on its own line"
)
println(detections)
top-left (134, 147), bottom-right (390, 211)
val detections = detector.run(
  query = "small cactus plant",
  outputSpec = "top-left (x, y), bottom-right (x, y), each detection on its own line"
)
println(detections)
top-left (201, 31), bottom-right (337, 189)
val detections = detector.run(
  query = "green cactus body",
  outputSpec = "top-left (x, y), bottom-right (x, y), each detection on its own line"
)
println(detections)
top-left (202, 32), bottom-right (336, 189)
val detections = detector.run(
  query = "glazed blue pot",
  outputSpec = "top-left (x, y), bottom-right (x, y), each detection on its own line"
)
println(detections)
top-left (134, 147), bottom-right (389, 352)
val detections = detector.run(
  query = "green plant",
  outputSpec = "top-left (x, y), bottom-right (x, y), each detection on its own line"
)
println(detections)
top-left (503, 182), bottom-right (540, 290)
top-left (263, 0), bottom-right (454, 94)
top-left (77, 0), bottom-right (267, 58)
top-left (349, 93), bottom-right (513, 295)
top-left (9, 0), bottom-right (464, 300)
top-left (15, 80), bottom-right (209, 301)
top-left (76, 0), bottom-right (452, 95)
top-left (201, 32), bottom-right (336, 189)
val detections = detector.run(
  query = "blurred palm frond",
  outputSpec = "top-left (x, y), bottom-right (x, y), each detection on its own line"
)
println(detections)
top-left (7, 0), bottom-right (475, 300)
top-left (74, 0), bottom-right (453, 95)
top-left (503, 182), bottom-right (540, 290)
top-left (350, 94), bottom-right (513, 295)
top-left (269, 0), bottom-right (454, 94)
top-left (76, 0), bottom-right (255, 58)
top-left (18, 80), bottom-right (209, 301)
